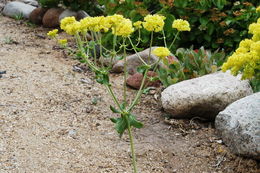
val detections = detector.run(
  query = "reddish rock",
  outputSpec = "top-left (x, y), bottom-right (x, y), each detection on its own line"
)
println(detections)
top-left (29, 7), bottom-right (47, 25)
top-left (126, 71), bottom-right (161, 89)
top-left (42, 8), bottom-right (64, 28)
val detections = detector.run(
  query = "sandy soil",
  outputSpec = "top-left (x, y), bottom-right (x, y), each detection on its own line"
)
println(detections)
top-left (0, 15), bottom-right (259, 173)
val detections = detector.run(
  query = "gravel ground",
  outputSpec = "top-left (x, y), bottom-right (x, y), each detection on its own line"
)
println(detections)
top-left (0, 15), bottom-right (259, 173)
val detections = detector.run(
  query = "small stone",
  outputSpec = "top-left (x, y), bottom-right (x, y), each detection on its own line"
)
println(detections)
top-left (42, 8), bottom-right (64, 28)
top-left (68, 129), bottom-right (77, 138)
top-left (216, 140), bottom-right (223, 144)
top-left (29, 7), bottom-right (47, 24)
top-left (126, 71), bottom-right (161, 89)
top-left (80, 78), bottom-right (93, 85)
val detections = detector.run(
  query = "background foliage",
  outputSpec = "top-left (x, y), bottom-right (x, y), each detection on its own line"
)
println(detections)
top-left (98, 0), bottom-right (260, 52)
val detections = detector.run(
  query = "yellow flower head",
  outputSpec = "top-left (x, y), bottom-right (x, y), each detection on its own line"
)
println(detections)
top-left (152, 47), bottom-right (170, 59)
top-left (58, 39), bottom-right (67, 46)
top-left (133, 21), bottom-right (142, 29)
top-left (106, 14), bottom-right (125, 27)
top-left (250, 41), bottom-right (260, 55)
top-left (112, 18), bottom-right (134, 37)
top-left (142, 14), bottom-right (166, 32)
top-left (60, 17), bottom-right (77, 31)
top-left (256, 6), bottom-right (260, 13)
top-left (47, 29), bottom-right (58, 38)
top-left (239, 39), bottom-right (253, 49)
top-left (172, 19), bottom-right (191, 31)
top-left (64, 21), bottom-right (81, 35)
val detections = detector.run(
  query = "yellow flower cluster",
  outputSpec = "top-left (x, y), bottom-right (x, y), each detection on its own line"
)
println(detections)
top-left (112, 18), bottom-right (134, 37)
top-left (60, 15), bottom-right (134, 37)
top-left (172, 19), bottom-right (191, 32)
top-left (152, 47), bottom-right (170, 59)
top-left (256, 6), bottom-right (260, 13)
top-left (142, 14), bottom-right (166, 32)
top-left (58, 39), bottom-right (68, 46)
top-left (47, 29), bottom-right (58, 38)
top-left (133, 21), bottom-right (142, 29)
top-left (222, 18), bottom-right (260, 79)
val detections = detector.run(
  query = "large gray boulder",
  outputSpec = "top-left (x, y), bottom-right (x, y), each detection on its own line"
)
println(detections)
top-left (3, 1), bottom-right (36, 19)
top-left (215, 92), bottom-right (260, 160)
top-left (161, 71), bottom-right (253, 120)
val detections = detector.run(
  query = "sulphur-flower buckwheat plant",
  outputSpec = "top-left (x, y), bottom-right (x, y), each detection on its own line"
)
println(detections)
top-left (48, 13), bottom-right (191, 173)
top-left (222, 17), bottom-right (260, 83)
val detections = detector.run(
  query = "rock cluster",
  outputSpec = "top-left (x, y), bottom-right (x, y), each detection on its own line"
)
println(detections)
top-left (2, 1), bottom-right (90, 27)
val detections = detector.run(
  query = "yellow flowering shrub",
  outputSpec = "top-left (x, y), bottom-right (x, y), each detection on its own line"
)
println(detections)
top-left (152, 47), bottom-right (170, 59)
top-left (172, 19), bottom-right (191, 32)
top-left (142, 14), bottom-right (165, 32)
top-left (47, 29), bottom-right (58, 38)
top-left (222, 18), bottom-right (260, 79)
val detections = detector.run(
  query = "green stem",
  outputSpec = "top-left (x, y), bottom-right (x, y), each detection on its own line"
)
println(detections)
top-left (91, 32), bottom-right (97, 65)
top-left (126, 116), bottom-right (137, 173)
top-left (76, 33), bottom-right (99, 72)
top-left (105, 84), bottom-right (124, 112)
top-left (135, 29), bottom-right (141, 46)
top-left (162, 30), bottom-right (167, 47)
top-left (110, 34), bottom-right (117, 68)
top-left (148, 31), bottom-right (154, 64)
top-left (169, 31), bottom-right (179, 50)
top-left (127, 69), bottom-right (149, 112)
top-left (123, 38), bottom-right (127, 105)
top-left (98, 32), bottom-right (104, 68)
top-left (128, 37), bottom-right (148, 66)
top-left (153, 58), bottom-right (161, 72)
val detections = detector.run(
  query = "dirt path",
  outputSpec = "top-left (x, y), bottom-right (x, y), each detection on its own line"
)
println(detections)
top-left (0, 16), bottom-right (259, 173)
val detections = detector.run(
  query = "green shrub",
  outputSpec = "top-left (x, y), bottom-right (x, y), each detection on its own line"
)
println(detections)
top-left (38, 0), bottom-right (60, 8)
top-left (98, 0), bottom-right (260, 52)
top-left (38, 0), bottom-right (103, 16)
top-left (157, 47), bottom-right (226, 87)
top-left (62, 0), bottom-right (103, 16)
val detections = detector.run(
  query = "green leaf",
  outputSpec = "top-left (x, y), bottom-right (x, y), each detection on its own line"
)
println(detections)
top-left (137, 65), bottom-right (150, 74)
top-left (175, 0), bottom-right (188, 8)
top-left (199, 17), bottom-right (209, 26)
top-left (129, 114), bottom-right (143, 129)
top-left (110, 105), bottom-right (120, 113)
top-left (115, 117), bottom-right (128, 137)
top-left (207, 22), bottom-right (214, 35)
top-left (110, 117), bottom-right (119, 123)
top-left (120, 102), bottom-right (126, 110)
